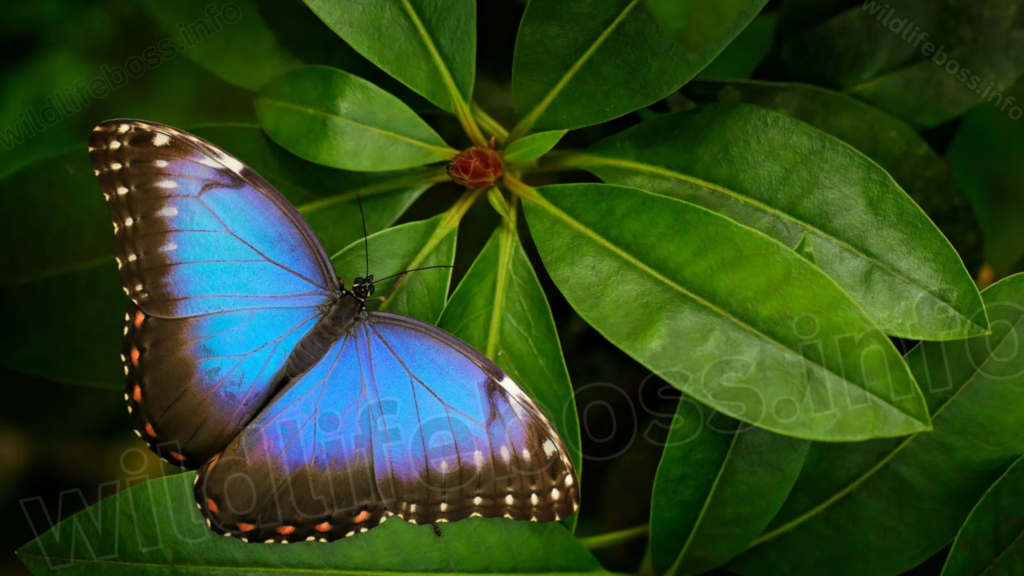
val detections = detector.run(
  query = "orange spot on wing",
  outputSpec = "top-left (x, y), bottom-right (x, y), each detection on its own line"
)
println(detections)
top-left (237, 522), bottom-right (255, 532)
top-left (133, 311), bottom-right (145, 328)
top-left (130, 347), bottom-right (140, 366)
top-left (354, 510), bottom-right (371, 524)
top-left (144, 423), bottom-right (156, 437)
top-left (206, 499), bottom-right (219, 514)
top-left (132, 384), bottom-right (141, 403)
top-left (208, 453), bottom-right (220, 471)
top-left (169, 451), bottom-right (186, 462)
top-left (315, 521), bottom-right (331, 533)
top-left (277, 525), bottom-right (296, 535)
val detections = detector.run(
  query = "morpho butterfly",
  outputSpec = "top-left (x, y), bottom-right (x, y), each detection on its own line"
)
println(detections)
top-left (89, 120), bottom-right (578, 544)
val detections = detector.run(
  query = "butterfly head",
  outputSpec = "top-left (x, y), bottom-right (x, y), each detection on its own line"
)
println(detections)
top-left (350, 276), bottom-right (376, 302)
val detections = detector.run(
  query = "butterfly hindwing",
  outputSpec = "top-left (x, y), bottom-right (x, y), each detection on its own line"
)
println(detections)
top-left (362, 313), bottom-right (579, 524)
top-left (195, 310), bottom-right (579, 543)
top-left (195, 333), bottom-right (390, 543)
top-left (91, 120), bottom-right (337, 466)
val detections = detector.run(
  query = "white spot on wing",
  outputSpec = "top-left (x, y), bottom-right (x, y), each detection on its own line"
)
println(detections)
top-left (156, 206), bottom-right (178, 217)
top-left (152, 133), bottom-right (170, 146)
top-left (117, 186), bottom-right (129, 195)
top-left (160, 242), bottom-right (177, 252)
top-left (155, 180), bottom-right (177, 189)
top-left (543, 439), bottom-right (557, 457)
top-left (154, 160), bottom-right (168, 167)
top-left (474, 450), bottom-right (484, 469)
top-left (117, 124), bottom-right (130, 133)
top-left (505, 494), bottom-right (514, 506)
top-left (110, 162), bottom-right (122, 170)
top-left (500, 445), bottom-right (511, 463)
top-left (551, 488), bottom-right (560, 501)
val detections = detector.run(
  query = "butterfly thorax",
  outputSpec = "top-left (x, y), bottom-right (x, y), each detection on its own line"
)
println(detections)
top-left (282, 293), bottom-right (365, 380)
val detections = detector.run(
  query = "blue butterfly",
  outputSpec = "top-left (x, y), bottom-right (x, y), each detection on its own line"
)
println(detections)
top-left (89, 120), bottom-right (579, 544)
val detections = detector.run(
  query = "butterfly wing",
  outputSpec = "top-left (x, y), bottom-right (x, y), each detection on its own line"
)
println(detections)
top-left (195, 331), bottom-right (389, 543)
top-left (90, 120), bottom-right (336, 467)
top-left (362, 312), bottom-right (579, 524)
top-left (195, 310), bottom-right (578, 543)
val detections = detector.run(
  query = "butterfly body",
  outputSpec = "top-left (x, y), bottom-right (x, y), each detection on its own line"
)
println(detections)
top-left (90, 120), bottom-right (578, 544)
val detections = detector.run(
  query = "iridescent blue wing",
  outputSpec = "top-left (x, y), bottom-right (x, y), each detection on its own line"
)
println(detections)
top-left (195, 332), bottom-right (388, 543)
top-left (362, 312), bottom-right (579, 524)
top-left (195, 312), bottom-right (578, 544)
top-left (90, 120), bottom-right (336, 468)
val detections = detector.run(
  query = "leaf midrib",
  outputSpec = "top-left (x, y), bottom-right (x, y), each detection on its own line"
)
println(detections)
top-left (572, 154), bottom-right (981, 331)
top-left (748, 310), bottom-right (1024, 549)
top-left (256, 97), bottom-right (456, 157)
top-left (485, 212), bottom-right (518, 359)
top-left (16, 550), bottom-right (604, 576)
top-left (529, 191), bottom-right (925, 425)
top-left (400, 0), bottom-right (470, 116)
top-left (511, 0), bottom-right (640, 139)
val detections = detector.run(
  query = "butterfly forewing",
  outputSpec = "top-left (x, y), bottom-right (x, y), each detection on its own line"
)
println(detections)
top-left (91, 120), bottom-right (337, 467)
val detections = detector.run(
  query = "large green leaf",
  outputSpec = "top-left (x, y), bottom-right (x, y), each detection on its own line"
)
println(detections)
top-left (645, 0), bottom-right (768, 54)
top-left (437, 204), bottom-right (581, 529)
top-left (942, 454), bottom-right (1024, 576)
top-left (685, 80), bottom-right (984, 275)
top-left (303, 0), bottom-right (475, 113)
top-left (256, 66), bottom-right (456, 171)
top-left (16, 472), bottom-right (607, 576)
top-left (848, 29), bottom-right (1024, 127)
top-left (568, 103), bottom-right (988, 340)
top-left (949, 87), bottom-right (1024, 278)
top-left (521, 182), bottom-right (931, 441)
top-left (509, 0), bottom-right (763, 136)
top-left (502, 131), bottom-right (568, 164)
top-left (650, 399), bottom-right (808, 575)
top-left (729, 273), bottom-right (1024, 576)
top-left (0, 125), bottom-right (431, 387)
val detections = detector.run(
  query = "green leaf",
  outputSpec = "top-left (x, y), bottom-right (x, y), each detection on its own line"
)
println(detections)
top-left (502, 131), bottom-right (568, 164)
top-left (793, 232), bottom-right (818, 265)
top-left (685, 80), bottom-right (985, 275)
top-left (16, 472), bottom-right (607, 575)
top-left (486, 187), bottom-right (513, 221)
top-left (256, 66), bottom-right (456, 171)
top-left (437, 206), bottom-right (582, 529)
top-left (651, 399), bottom-right (808, 575)
top-left (568, 103), bottom-right (988, 340)
top-left (949, 88), bottom-right (1024, 278)
top-left (848, 30), bottom-right (1024, 128)
top-left (942, 454), bottom-right (1024, 576)
top-left (696, 13), bottom-right (777, 81)
top-left (729, 273), bottom-right (1024, 576)
top-left (331, 213), bottom-right (459, 326)
top-left (522, 183), bottom-right (931, 441)
top-left (0, 125), bottom-right (430, 388)
top-left (303, 0), bottom-right (475, 114)
top-left (509, 0), bottom-right (764, 135)
top-left (645, 0), bottom-right (769, 54)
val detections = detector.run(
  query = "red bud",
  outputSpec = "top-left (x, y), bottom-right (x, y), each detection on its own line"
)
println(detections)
top-left (447, 145), bottom-right (504, 189)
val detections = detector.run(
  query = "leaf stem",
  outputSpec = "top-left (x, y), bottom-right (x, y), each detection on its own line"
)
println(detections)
top-left (471, 102), bottom-right (510, 144)
top-left (485, 196), bottom-right (519, 359)
top-left (502, 173), bottom-right (537, 201)
top-left (578, 525), bottom-right (650, 551)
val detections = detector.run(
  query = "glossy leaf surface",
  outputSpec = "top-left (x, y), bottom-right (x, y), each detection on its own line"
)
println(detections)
top-left (651, 399), bottom-right (808, 575)
top-left (730, 273), bottom-right (1024, 576)
top-left (303, 0), bottom-right (475, 113)
top-left (696, 13), bottom-right (777, 81)
top-left (16, 472), bottom-right (607, 576)
top-left (510, 0), bottom-right (763, 134)
top-left (523, 183), bottom-right (930, 441)
top-left (571, 103), bottom-right (988, 340)
top-left (685, 80), bottom-right (984, 275)
top-left (256, 66), bottom-right (456, 171)
top-left (0, 125), bottom-right (428, 387)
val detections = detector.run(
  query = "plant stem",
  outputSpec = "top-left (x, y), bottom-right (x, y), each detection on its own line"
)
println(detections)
top-left (455, 98), bottom-right (489, 147)
top-left (578, 525), bottom-right (650, 551)
top-left (471, 102), bottom-right (510, 144)
top-left (502, 173), bottom-right (536, 200)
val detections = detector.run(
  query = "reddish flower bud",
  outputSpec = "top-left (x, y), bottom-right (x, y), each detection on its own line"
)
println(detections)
top-left (447, 145), bottom-right (504, 189)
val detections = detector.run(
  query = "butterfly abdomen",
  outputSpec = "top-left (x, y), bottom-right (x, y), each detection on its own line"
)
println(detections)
top-left (282, 295), bottom-right (364, 380)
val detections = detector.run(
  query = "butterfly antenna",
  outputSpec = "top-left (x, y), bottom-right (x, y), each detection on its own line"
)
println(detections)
top-left (372, 265), bottom-right (456, 285)
top-left (357, 194), bottom-right (369, 277)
